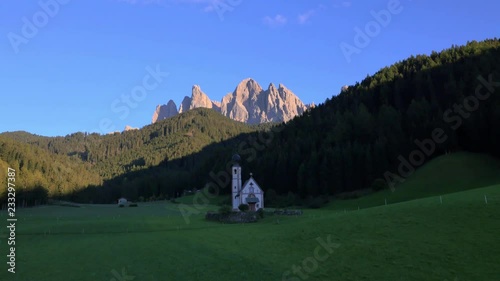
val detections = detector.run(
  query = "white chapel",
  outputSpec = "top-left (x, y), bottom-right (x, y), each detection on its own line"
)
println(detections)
top-left (231, 154), bottom-right (264, 211)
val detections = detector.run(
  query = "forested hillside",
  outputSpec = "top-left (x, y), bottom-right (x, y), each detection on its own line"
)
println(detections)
top-left (1, 109), bottom-right (266, 203)
top-left (0, 136), bottom-right (102, 205)
top-left (3, 109), bottom-right (262, 178)
top-left (245, 39), bottom-right (500, 198)
top-left (2, 39), bottom-right (499, 205)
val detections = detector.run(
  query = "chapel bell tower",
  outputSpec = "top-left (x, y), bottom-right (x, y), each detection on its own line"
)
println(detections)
top-left (231, 154), bottom-right (242, 210)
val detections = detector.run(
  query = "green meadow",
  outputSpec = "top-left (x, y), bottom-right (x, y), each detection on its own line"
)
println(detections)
top-left (1, 152), bottom-right (499, 281)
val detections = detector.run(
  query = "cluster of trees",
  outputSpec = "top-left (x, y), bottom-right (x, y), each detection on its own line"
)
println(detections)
top-left (2, 39), bottom-right (499, 206)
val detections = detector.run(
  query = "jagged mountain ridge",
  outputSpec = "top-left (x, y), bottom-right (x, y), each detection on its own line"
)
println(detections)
top-left (152, 78), bottom-right (313, 124)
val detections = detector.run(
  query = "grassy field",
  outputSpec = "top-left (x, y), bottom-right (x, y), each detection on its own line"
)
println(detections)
top-left (0, 153), bottom-right (499, 281)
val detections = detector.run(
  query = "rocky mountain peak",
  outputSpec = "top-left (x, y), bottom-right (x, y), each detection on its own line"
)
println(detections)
top-left (179, 85), bottom-right (218, 113)
top-left (233, 78), bottom-right (263, 99)
top-left (153, 78), bottom-right (309, 124)
top-left (152, 100), bottom-right (178, 123)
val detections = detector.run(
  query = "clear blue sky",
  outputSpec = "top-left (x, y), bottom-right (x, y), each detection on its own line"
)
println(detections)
top-left (1, 0), bottom-right (498, 136)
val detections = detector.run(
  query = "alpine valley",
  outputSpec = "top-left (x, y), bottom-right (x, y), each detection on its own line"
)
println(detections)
top-left (1, 39), bottom-right (499, 205)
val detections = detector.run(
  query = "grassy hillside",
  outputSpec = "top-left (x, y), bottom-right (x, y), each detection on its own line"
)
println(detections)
top-left (328, 152), bottom-right (500, 211)
top-left (1, 184), bottom-right (498, 281)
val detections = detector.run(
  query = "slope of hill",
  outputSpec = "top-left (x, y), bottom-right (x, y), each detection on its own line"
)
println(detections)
top-left (2, 108), bottom-right (259, 178)
top-left (326, 151), bottom-right (500, 210)
top-left (1, 109), bottom-right (272, 203)
top-left (0, 135), bottom-right (102, 205)
top-left (242, 38), bottom-right (500, 198)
